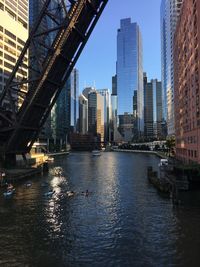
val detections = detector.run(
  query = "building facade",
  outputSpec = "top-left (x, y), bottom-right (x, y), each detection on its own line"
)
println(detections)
top-left (174, 0), bottom-right (200, 164)
top-left (117, 18), bottom-right (144, 138)
top-left (0, 0), bottom-right (28, 108)
top-left (69, 68), bottom-right (79, 132)
top-left (160, 0), bottom-right (183, 135)
top-left (144, 75), bottom-right (163, 140)
top-left (88, 91), bottom-right (104, 142)
top-left (97, 89), bottom-right (110, 142)
top-left (112, 75), bottom-right (117, 95)
top-left (79, 93), bottom-right (88, 134)
top-left (118, 113), bottom-right (134, 142)
top-left (82, 87), bottom-right (96, 99)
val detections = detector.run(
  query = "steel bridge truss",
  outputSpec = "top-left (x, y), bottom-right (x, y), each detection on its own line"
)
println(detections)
top-left (0, 0), bottom-right (108, 157)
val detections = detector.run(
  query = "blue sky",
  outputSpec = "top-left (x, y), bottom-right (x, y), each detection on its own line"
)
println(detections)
top-left (76, 0), bottom-right (161, 93)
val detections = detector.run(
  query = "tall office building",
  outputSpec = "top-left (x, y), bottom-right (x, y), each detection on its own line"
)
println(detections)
top-left (117, 18), bottom-right (144, 137)
top-left (0, 0), bottom-right (28, 108)
top-left (29, 0), bottom-right (60, 150)
top-left (160, 0), bottom-right (183, 135)
top-left (88, 91), bottom-right (104, 142)
top-left (79, 94), bottom-right (88, 134)
top-left (29, 1), bottom-right (79, 150)
top-left (54, 68), bottom-right (79, 147)
top-left (69, 68), bottom-right (79, 132)
top-left (97, 89), bottom-right (110, 142)
top-left (174, 0), bottom-right (200, 164)
top-left (82, 86), bottom-right (96, 99)
top-left (111, 75), bottom-right (118, 142)
top-left (112, 75), bottom-right (117, 95)
top-left (144, 75), bottom-right (163, 140)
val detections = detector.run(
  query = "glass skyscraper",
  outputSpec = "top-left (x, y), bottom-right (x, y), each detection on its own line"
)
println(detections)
top-left (69, 68), bottom-right (79, 132)
top-left (160, 0), bottom-right (183, 135)
top-left (117, 18), bottom-right (144, 135)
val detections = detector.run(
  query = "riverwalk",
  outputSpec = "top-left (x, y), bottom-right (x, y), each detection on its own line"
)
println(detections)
top-left (113, 149), bottom-right (168, 159)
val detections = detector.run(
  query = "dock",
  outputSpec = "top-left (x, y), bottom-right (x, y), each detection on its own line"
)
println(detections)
top-left (147, 163), bottom-right (192, 204)
top-left (147, 166), bottom-right (171, 195)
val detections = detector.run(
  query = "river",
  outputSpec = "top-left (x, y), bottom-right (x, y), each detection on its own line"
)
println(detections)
top-left (0, 152), bottom-right (200, 266)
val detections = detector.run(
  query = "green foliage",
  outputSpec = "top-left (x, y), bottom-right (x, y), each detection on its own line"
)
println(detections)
top-left (165, 136), bottom-right (175, 156)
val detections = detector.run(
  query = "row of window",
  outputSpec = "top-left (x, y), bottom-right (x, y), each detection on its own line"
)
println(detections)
top-left (177, 148), bottom-right (198, 159)
top-left (0, 4), bottom-right (28, 29)
top-left (0, 26), bottom-right (26, 45)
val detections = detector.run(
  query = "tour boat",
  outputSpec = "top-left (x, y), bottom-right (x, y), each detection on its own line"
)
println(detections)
top-left (92, 150), bottom-right (101, 156)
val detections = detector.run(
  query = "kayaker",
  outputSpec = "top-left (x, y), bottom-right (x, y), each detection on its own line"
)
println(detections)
top-left (7, 183), bottom-right (14, 190)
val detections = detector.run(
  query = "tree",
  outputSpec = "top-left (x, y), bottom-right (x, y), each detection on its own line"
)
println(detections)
top-left (165, 137), bottom-right (175, 157)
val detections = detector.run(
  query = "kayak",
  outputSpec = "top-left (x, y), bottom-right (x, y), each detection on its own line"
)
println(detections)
top-left (66, 191), bottom-right (75, 197)
top-left (3, 188), bottom-right (15, 197)
top-left (44, 190), bottom-right (55, 197)
top-left (25, 182), bottom-right (32, 187)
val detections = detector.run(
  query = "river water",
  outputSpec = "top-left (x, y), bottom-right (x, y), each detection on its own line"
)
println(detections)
top-left (0, 152), bottom-right (200, 267)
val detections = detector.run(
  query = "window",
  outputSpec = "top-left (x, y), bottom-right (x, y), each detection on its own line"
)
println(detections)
top-left (4, 37), bottom-right (16, 48)
top-left (4, 53), bottom-right (16, 63)
top-left (5, 7), bottom-right (16, 20)
top-left (4, 61), bottom-right (14, 70)
top-left (5, 29), bottom-right (16, 41)
top-left (17, 38), bottom-right (25, 46)
top-left (0, 3), bottom-right (4, 11)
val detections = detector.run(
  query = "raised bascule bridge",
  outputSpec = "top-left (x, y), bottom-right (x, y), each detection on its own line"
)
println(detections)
top-left (0, 0), bottom-right (108, 165)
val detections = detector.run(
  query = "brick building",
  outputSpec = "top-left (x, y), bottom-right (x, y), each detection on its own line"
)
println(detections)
top-left (174, 0), bottom-right (200, 163)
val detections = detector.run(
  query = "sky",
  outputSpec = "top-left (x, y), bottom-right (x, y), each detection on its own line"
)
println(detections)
top-left (76, 0), bottom-right (161, 93)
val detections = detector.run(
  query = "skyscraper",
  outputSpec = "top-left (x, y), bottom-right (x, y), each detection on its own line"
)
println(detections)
top-left (117, 18), bottom-right (144, 137)
top-left (144, 75), bottom-right (163, 140)
top-left (69, 68), bottom-right (79, 132)
top-left (79, 94), bottom-right (88, 134)
top-left (88, 91), bottom-right (104, 142)
top-left (29, 0), bottom-right (60, 150)
top-left (111, 75), bottom-right (118, 142)
top-left (97, 89), bottom-right (110, 142)
top-left (29, 1), bottom-right (79, 150)
top-left (174, 0), bottom-right (200, 164)
top-left (54, 68), bottom-right (79, 147)
top-left (160, 0), bottom-right (183, 135)
top-left (112, 75), bottom-right (117, 95)
top-left (0, 0), bottom-right (28, 108)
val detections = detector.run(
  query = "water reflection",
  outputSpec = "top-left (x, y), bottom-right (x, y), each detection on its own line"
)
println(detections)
top-left (0, 152), bottom-right (200, 266)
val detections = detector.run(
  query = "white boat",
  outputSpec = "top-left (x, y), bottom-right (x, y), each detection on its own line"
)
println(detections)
top-left (92, 150), bottom-right (101, 156)
top-left (159, 159), bottom-right (168, 167)
top-left (3, 188), bottom-right (15, 197)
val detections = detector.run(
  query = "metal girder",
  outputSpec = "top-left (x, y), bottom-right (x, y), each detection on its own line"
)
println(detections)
top-left (0, 0), bottom-right (108, 156)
